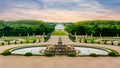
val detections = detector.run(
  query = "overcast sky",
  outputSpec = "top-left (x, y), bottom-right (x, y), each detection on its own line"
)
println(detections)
top-left (0, 0), bottom-right (120, 22)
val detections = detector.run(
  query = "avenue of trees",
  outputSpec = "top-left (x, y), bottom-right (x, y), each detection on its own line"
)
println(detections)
top-left (0, 20), bottom-right (55, 36)
top-left (65, 20), bottom-right (120, 36)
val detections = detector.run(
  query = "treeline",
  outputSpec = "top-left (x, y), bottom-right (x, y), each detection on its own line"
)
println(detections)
top-left (0, 20), bottom-right (55, 36)
top-left (65, 20), bottom-right (120, 36)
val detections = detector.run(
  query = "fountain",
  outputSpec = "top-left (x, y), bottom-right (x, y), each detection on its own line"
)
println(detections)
top-left (11, 37), bottom-right (110, 56)
top-left (44, 37), bottom-right (77, 55)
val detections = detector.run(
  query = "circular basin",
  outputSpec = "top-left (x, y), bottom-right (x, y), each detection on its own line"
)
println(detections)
top-left (11, 46), bottom-right (110, 55)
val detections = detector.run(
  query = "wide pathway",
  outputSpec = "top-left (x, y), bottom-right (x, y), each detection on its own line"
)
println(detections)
top-left (1, 56), bottom-right (120, 68)
top-left (46, 36), bottom-right (74, 44)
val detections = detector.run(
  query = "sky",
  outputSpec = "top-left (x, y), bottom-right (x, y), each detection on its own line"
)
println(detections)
top-left (0, 0), bottom-right (120, 22)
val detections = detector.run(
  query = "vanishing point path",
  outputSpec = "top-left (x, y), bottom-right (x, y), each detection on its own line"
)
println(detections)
top-left (1, 36), bottom-right (120, 68)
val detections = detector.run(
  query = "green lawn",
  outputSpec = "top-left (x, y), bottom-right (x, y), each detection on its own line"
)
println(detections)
top-left (0, 37), bottom-right (41, 46)
top-left (78, 37), bottom-right (120, 44)
top-left (52, 30), bottom-right (67, 36)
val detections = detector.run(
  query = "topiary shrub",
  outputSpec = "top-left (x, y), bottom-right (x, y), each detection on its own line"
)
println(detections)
top-left (15, 40), bottom-right (17, 44)
top-left (26, 40), bottom-right (29, 43)
top-left (84, 39), bottom-right (87, 43)
top-left (118, 42), bottom-right (120, 46)
top-left (21, 41), bottom-right (23, 44)
top-left (44, 52), bottom-right (55, 57)
top-left (79, 39), bottom-right (81, 43)
top-left (68, 34), bottom-right (76, 42)
top-left (39, 39), bottom-right (41, 42)
top-left (67, 52), bottom-right (76, 57)
top-left (89, 53), bottom-right (98, 57)
top-left (98, 41), bottom-right (100, 44)
top-left (24, 52), bottom-right (33, 56)
top-left (104, 41), bottom-right (107, 44)
top-left (8, 41), bottom-right (10, 45)
top-left (108, 52), bottom-right (118, 57)
top-left (2, 50), bottom-right (11, 56)
top-left (33, 39), bottom-right (36, 43)
top-left (91, 40), bottom-right (94, 43)
top-left (44, 34), bottom-right (51, 42)
top-left (2, 42), bottom-right (4, 45)
top-left (111, 41), bottom-right (114, 45)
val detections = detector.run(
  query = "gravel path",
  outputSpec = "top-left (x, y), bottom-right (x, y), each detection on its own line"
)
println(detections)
top-left (1, 56), bottom-right (120, 68)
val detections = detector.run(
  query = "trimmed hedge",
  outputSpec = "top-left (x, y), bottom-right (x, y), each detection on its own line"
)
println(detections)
top-left (68, 34), bottom-right (76, 42)
top-left (24, 52), bottom-right (33, 56)
top-left (111, 41), bottom-right (114, 45)
top-left (108, 52), bottom-right (118, 57)
top-left (89, 53), bottom-right (98, 57)
top-left (44, 34), bottom-right (51, 42)
top-left (33, 39), bottom-right (36, 43)
top-left (67, 52), bottom-right (76, 57)
top-left (98, 41), bottom-right (100, 44)
top-left (84, 39), bottom-right (87, 43)
top-left (44, 52), bottom-right (55, 57)
top-left (91, 40), bottom-right (94, 43)
top-left (118, 42), bottom-right (120, 46)
top-left (2, 50), bottom-right (11, 56)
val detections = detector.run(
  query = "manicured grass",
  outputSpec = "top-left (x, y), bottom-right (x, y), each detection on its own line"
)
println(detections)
top-left (0, 37), bottom-right (41, 46)
top-left (78, 37), bottom-right (120, 44)
top-left (52, 30), bottom-right (67, 36)
top-left (79, 37), bottom-right (98, 43)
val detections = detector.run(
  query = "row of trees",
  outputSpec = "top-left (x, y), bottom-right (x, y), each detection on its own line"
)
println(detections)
top-left (65, 20), bottom-right (120, 36)
top-left (0, 20), bottom-right (55, 36)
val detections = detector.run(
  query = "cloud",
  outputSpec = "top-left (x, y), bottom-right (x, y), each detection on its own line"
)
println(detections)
top-left (0, 0), bottom-right (120, 22)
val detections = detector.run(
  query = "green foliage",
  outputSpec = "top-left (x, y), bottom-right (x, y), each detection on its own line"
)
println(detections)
top-left (68, 34), bottom-right (76, 42)
top-left (98, 41), bottom-right (100, 44)
top-left (44, 52), bottom-right (55, 57)
top-left (0, 20), bottom-right (54, 36)
top-left (33, 39), bottom-right (36, 43)
top-left (21, 41), bottom-right (23, 44)
top-left (52, 30), bottom-right (67, 35)
top-left (84, 39), bottom-right (87, 43)
top-left (38, 39), bottom-right (41, 42)
top-left (111, 41), bottom-right (114, 45)
top-left (65, 24), bottom-right (75, 34)
top-left (91, 40), bottom-right (94, 43)
top-left (15, 41), bottom-right (17, 44)
top-left (79, 39), bottom-right (81, 43)
top-left (2, 42), bottom-right (4, 45)
top-left (89, 53), bottom-right (98, 57)
top-left (108, 52), bottom-right (118, 57)
top-left (26, 40), bottom-right (29, 43)
top-left (8, 41), bottom-right (10, 45)
top-left (104, 41), bottom-right (107, 44)
top-left (24, 52), bottom-right (33, 56)
top-left (67, 52), bottom-right (76, 57)
top-left (44, 34), bottom-right (51, 42)
top-left (65, 20), bottom-right (120, 37)
top-left (118, 42), bottom-right (120, 46)
top-left (2, 50), bottom-right (11, 56)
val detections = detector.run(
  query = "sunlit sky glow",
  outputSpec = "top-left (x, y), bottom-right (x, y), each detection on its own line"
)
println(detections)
top-left (0, 0), bottom-right (120, 22)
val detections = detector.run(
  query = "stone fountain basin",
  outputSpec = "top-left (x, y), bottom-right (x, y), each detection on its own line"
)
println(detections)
top-left (10, 46), bottom-right (110, 55)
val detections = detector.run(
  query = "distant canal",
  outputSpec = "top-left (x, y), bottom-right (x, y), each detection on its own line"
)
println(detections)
top-left (55, 24), bottom-right (64, 30)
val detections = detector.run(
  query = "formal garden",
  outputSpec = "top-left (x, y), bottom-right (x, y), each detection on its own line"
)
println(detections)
top-left (0, 20), bottom-right (120, 57)
top-left (52, 30), bottom-right (67, 36)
